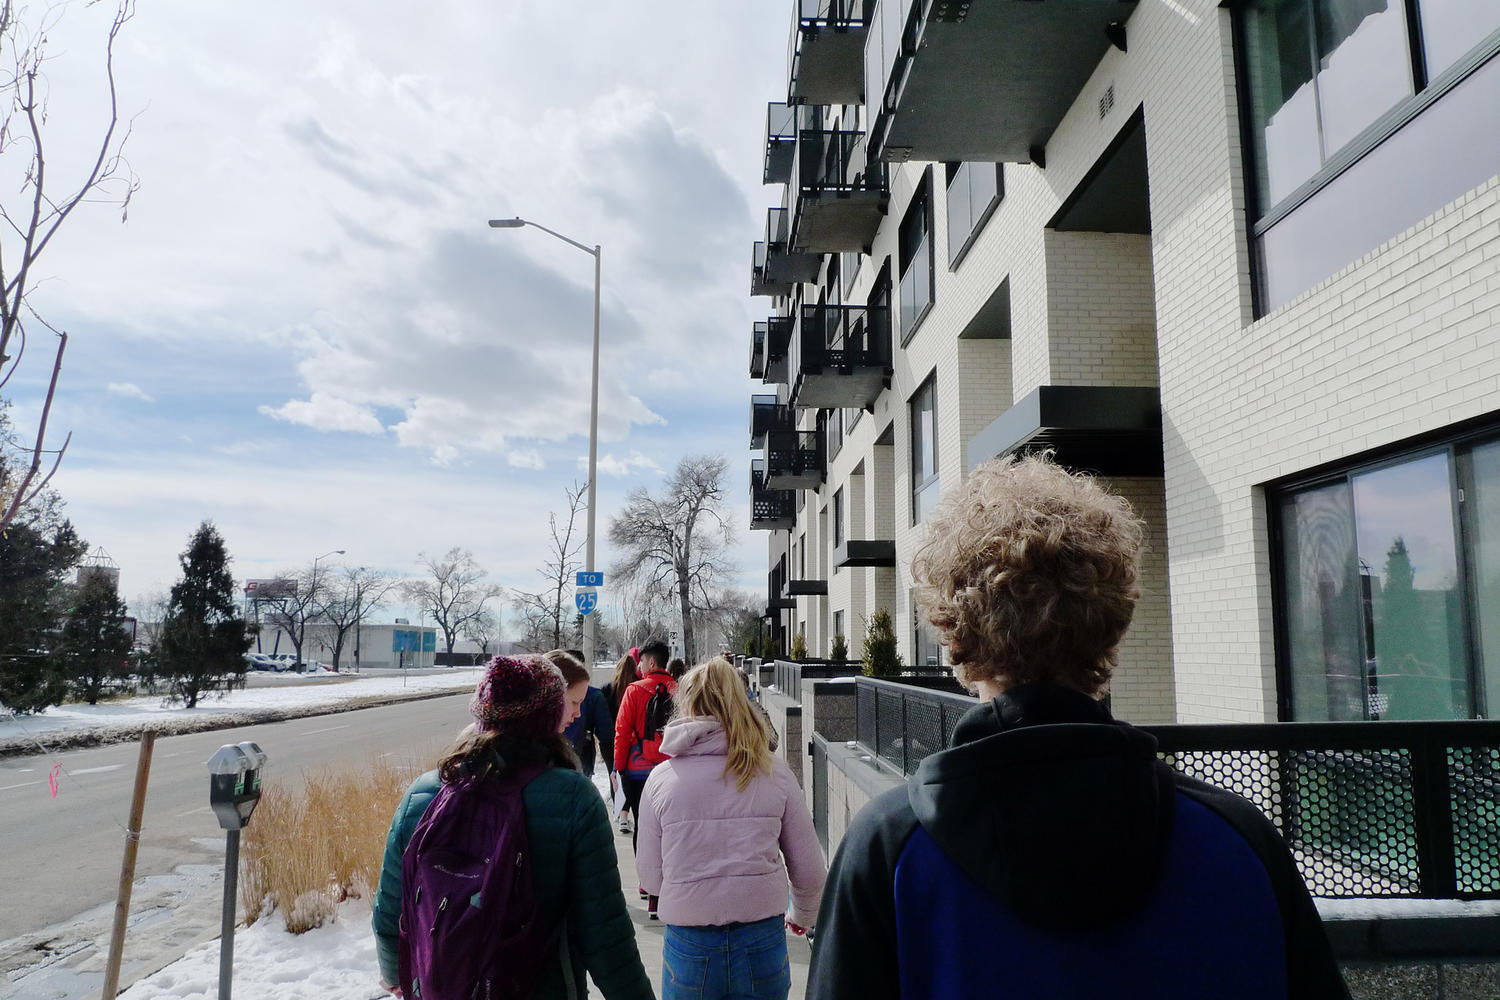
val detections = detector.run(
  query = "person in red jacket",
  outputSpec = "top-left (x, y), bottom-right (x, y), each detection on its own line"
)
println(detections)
top-left (613, 640), bottom-right (676, 891)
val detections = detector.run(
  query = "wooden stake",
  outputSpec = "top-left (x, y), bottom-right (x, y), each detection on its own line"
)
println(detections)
top-left (100, 730), bottom-right (155, 1000)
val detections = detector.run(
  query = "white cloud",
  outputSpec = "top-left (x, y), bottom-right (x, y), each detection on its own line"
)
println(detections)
top-left (106, 382), bottom-right (154, 403)
top-left (586, 450), bottom-right (663, 478)
top-left (647, 368), bottom-right (687, 389)
top-left (259, 393), bottom-right (384, 435)
top-left (508, 449), bottom-right (545, 470)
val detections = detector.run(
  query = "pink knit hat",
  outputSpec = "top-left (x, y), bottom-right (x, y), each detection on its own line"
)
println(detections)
top-left (470, 655), bottom-right (565, 740)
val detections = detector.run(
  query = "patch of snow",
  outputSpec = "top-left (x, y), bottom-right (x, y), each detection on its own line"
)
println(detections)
top-left (1316, 896), bottom-right (1500, 920)
top-left (0, 672), bottom-right (479, 757)
top-left (117, 900), bottom-right (384, 1000)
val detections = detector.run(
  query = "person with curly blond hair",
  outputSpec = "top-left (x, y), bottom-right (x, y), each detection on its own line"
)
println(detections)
top-left (807, 454), bottom-right (1347, 1000)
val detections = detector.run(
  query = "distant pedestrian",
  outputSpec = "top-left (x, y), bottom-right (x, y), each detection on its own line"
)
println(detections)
top-left (373, 654), bottom-right (652, 1000)
top-left (666, 657), bottom-right (687, 681)
top-left (637, 657), bottom-right (825, 999)
top-left (550, 648), bottom-right (615, 779)
top-left (601, 652), bottom-right (641, 832)
top-left (807, 454), bottom-right (1349, 1000)
top-left (613, 639), bottom-right (676, 916)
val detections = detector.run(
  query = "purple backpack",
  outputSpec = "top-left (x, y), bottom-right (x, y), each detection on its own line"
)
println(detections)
top-left (398, 762), bottom-right (566, 1000)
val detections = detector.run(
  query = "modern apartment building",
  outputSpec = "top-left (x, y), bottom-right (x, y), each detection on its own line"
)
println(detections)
top-left (749, 0), bottom-right (1500, 725)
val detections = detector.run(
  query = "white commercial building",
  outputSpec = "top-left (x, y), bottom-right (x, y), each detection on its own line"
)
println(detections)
top-left (751, 0), bottom-right (1500, 725)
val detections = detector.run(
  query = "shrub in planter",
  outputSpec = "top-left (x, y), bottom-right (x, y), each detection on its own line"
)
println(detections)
top-left (830, 633), bottom-right (848, 663)
top-left (789, 629), bottom-right (807, 661)
top-left (861, 610), bottom-right (903, 677)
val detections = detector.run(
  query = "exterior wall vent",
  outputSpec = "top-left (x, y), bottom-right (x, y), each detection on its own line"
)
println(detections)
top-left (1099, 83), bottom-right (1116, 120)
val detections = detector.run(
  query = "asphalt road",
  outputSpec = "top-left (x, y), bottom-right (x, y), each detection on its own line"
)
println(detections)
top-left (0, 692), bottom-right (471, 945)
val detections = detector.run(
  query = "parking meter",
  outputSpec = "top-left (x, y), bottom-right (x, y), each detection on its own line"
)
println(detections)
top-left (207, 742), bottom-right (267, 1000)
top-left (207, 743), bottom-right (264, 831)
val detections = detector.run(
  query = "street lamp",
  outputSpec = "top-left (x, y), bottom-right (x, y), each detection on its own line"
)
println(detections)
top-left (488, 216), bottom-right (602, 666)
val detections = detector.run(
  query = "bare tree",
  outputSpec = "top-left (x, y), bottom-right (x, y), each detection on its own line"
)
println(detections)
top-left (128, 589), bottom-right (170, 651)
top-left (511, 481), bottom-right (586, 654)
top-left (261, 563), bottom-right (331, 667)
top-left (609, 454), bottom-right (733, 664)
top-left (462, 608), bottom-right (500, 662)
top-left (404, 548), bottom-right (504, 660)
top-left (318, 565), bottom-right (394, 671)
top-left (0, 0), bottom-right (139, 531)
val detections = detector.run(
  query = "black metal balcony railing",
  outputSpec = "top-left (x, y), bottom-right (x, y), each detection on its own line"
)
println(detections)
top-left (750, 322), bottom-right (768, 381)
top-left (763, 428), bottom-right (825, 490)
top-left (754, 207), bottom-right (820, 296)
top-left (751, 461), bottom-right (796, 532)
top-left (763, 315), bottom-right (793, 385)
top-left (772, 658), bottom-right (863, 703)
top-left (790, 126), bottom-right (888, 254)
top-left (750, 393), bottom-right (793, 448)
top-left (852, 677), bottom-right (1500, 901)
top-left (764, 102), bottom-right (798, 185)
top-left (788, 0), bottom-right (866, 107)
top-left (788, 302), bottom-right (892, 409)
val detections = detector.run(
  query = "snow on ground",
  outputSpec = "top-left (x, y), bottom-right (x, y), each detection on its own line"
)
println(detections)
top-left (117, 900), bottom-right (386, 1000)
top-left (0, 669), bottom-right (482, 756)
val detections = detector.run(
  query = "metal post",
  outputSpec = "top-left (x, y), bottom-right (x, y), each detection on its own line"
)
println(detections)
top-left (219, 829), bottom-right (240, 1000)
top-left (583, 246), bottom-right (601, 667)
top-left (101, 730), bottom-right (155, 1000)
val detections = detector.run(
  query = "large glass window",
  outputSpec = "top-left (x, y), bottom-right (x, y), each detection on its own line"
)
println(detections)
top-left (898, 174), bottom-right (933, 342)
top-left (833, 487), bottom-right (845, 548)
top-left (1418, 0), bottom-right (1500, 81)
top-left (913, 596), bottom-right (943, 668)
top-left (910, 376), bottom-right (939, 525)
top-left (1275, 433), bottom-right (1500, 720)
top-left (945, 162), bottom-right (1002, 266)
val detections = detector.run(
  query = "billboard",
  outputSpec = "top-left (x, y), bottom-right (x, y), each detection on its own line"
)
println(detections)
top-left (392, 628), bottom-right (437, 653)
top-left (245, 578), bottom-right (298, 600)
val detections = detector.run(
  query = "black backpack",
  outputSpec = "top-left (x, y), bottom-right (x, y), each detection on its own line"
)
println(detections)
top-left (641, 681), bottom-right (674, 742)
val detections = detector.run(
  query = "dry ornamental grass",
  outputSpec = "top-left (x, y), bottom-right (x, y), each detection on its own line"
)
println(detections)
top-left (240, 755), bottom-right (427, 933)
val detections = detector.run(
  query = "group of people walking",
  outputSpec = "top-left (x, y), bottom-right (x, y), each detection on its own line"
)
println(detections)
top-left (372, 455), bottom-right (1351, 1000)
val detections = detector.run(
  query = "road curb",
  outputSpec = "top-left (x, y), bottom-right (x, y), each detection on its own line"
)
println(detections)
top-left (0, 688), bottom-right (471, 761)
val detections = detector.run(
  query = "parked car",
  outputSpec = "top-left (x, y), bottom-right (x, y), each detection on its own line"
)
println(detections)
top-left (243, 653), bottom-right (278, 671)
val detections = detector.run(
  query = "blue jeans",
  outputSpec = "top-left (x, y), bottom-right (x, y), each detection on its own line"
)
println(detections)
top-left (661, 916), bottom-right (791, 1000)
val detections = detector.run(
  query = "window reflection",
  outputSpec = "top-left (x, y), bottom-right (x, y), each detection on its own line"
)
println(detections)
top-left (1419, 0), bottom-right (1500, 81)
top-left (1281, 482), bottom-right (1364, 720)
top-left (1465, 441), bottom-right (1500, 719)
top-left (1314, 0), bottom-right (1413, 153)
top-left (1351, 454), bottom-right (1467, 720)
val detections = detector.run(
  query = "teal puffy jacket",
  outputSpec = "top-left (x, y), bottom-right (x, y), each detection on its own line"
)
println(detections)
top-left (372, 765), bottom-right (655, 1000)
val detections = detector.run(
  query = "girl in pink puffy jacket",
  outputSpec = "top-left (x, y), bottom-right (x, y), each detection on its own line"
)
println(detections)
top-left (637, 657), bottom-right (826, 1000)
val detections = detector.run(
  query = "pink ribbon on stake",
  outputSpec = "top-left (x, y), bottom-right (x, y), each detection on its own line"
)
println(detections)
top-left (48, 763), bottom-right (61, 799)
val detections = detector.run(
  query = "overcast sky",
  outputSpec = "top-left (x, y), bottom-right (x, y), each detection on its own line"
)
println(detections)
top-left (5, 2), bottom-right (785, 624)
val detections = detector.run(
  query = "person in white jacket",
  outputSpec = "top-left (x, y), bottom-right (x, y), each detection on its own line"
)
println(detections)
top-left (637, 657), bottom-right (826, 1000)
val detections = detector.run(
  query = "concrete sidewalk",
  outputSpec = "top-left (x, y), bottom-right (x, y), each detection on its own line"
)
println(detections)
top-left (607, 815), bottom-right (814, 999)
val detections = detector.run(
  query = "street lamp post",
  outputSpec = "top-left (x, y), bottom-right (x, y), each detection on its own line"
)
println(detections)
top-left (488, 217), bottom-right (602, 666)
top-left (311, 549), bottom-right (344, 668)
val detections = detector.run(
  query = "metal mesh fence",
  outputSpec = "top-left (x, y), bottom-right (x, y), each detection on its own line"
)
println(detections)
top-left (848, 677), bottom-right (1500, 900)
top-left (1451, 744), bottom-right (1500, 895)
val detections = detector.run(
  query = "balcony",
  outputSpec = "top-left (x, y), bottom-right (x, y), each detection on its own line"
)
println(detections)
top-left (864, 0), bottom-right (1138, 163)
top-left (764, 428), bottom-right (825, 490)
top-left (750, 393), bottom-right (794, 448)
top-left (767, 555), bottom-right (799, 607)
top-left (788, 0), bottom-right (866, 107)
top-left (965, 386), bottom-right (1163, 477)
top-left (787, 579), bottom-right (829, 596)
top-left (752, 207), bottom-right (820, 297)
top-left (764, 102), bottom-right (797, 185)
top-left (789, 302), bottom-right (891, 410)
top-left (790, 124), bottom-right (887, 253)
top-left (763, 316), bottom-right (793, 385)
top-left (833, 539), bottom-right (896, 568)
top-left (752, 462), bottom-right (798, 532)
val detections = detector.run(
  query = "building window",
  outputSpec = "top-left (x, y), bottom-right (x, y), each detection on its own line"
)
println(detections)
top-left (827, 408), bottom-right (843, 458)
top-left (833, 610), bottom-right (845, 650)
top-left (945, 162), bottom-right (1003, 267)
top-left (913, 596), bottom-right (943, 669)
top-left (898, 171), bottom-right (934, 343)
top-left (1273, 427), bottom-right (1500, 721)
top-left (1238, 0), bottom-right (1500, 311)
top-left (833, 487), bottom-right (845, 548)
top-left (910, 375), bottom-right (939, 525)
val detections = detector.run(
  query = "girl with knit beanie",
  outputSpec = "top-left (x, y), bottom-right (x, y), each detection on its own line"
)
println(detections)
top-left (373, 655), bottom-right (653, 1000)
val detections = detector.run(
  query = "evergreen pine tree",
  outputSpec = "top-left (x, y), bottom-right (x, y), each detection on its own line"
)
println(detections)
top-left (862, 609), bottom-right (903, 677)
top-left (0, 464), bottom-right (88, 713)
top-left (60, 572), bottom-right (135, 704)
top-left (156, 522), bottom-right (252, 707)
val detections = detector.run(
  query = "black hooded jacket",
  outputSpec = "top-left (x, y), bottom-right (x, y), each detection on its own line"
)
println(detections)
top-left (806, 684), bottom-right (1349, 1000)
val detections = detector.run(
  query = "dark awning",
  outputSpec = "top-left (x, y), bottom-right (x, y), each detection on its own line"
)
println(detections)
top-left (966, 385), bottom-right (1163, 477)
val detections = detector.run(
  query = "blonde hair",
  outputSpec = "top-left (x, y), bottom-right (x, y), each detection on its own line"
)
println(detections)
top-left (544, 648), bottom-right (590, 687)
top-left (609, 653), bottom-right (638, 693)
top-left (676, 657), bottom-right (774, 792)
top-left (911, 453), bottom-right (1143, 696)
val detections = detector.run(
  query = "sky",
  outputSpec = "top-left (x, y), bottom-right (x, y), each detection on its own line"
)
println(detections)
top-left (3, 2), bottom-right (785, 624)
